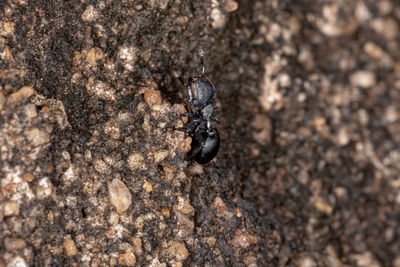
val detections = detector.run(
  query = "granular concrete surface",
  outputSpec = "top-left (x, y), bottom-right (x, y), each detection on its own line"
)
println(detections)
top-left (1, 0), bottom-right (399, 266)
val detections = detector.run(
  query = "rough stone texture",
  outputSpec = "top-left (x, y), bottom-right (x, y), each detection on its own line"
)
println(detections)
top-left (1, 0), bottom-right (400, 266)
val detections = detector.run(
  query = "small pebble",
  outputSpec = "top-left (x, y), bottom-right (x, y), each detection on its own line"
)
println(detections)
top-left (7, 256), bottom-right (27, 267)
top-left (0, 45), bottom-right (14, 61)
top-left (153, 150), bottom-right (168, 163)
top-left (336, 127), bottom-right (350, 146)
top-left (0, 92), bottom-right (5, 110)
top-left (104, 120), bottom-right (120, 139)
top-left (63, 166), bottom-right (77, 183)
top-left (178, 137), bottom-right (192, 154)
top-left (133, 4), bottom-right (143, 11)
top-left (353, 252), bottom-right (380, 267)
top-left (174, 197), bottom-right (194, 216)
top-left (393, 256), bottom-right (400, 267)
top-left (364, 42), bottom-right (384, 58)
top-left (3, 201), bottom-right (19, 216)
top-left (64, 238), bottom-right (78, 256)
top-left (213, 196), bottom-right (228, 215)
top-left (203, 237), bottom-right (216, 246)
top-left (161, 208), bottom-right (170, 218)
top-left (86, 47), bottom-right (104, 66)
top-left (175, 213), bottom-right (195, 239)
top-left (143, 181), bottom-right (153, 193)
top-left (128, 153), bottom-right (145, 170)
top-left (350, 71), bottom-right (376, 88)
top-left (163, 241), bottom-right (189, 261)
top-left (222, 0), bottom-right (239, 12)
top-left (188, 163), bottom-right (203, 175)
top-left (118, 45), bottom-right (139, 71)
top-left (108, 178), bottom-right (132, 214)
top-left (93, 159), bottom-right (111, 174)
top-left (161, 165), bottom-right (175, 182)
top-left (37, 177), bottom-right (53, 199)
top-left (176, 16), bottom-right (189, 25)
top-left (231, 230), bottom-right (259, 249)
top-left (132, 237), bottom-right (143, 255)
top-left (23, 104), bottom-right (37, 120)
top-left (298, 256), bottom-right (317, 267)
top-left (210, 7), bottom-right (227, 29)
top-left (324, 245), bottom-right (342, 267)
top-left (23, 173), bottom-right (35, 182)
top-left (252, 114), bottom-right (272, 145)
top-left (370, 18), bottom-right (398, 40)
top-left (119, 252), bottom-right (136, 266)
top-left (81, 5), bottom-right (99, 22)
top-left (6, 86), bottom-right (34, 105)
top-left (1, 21), bottom-right (15, 35)
top-left (144, 89), bottom-right (162, 108)
top-left (25, 128), bottom-right (49, 146)
top-left (4, 237), bottom-right (26, 251)
top-left (314, 196), bottom-right (333, 215)
top-left (108, 212), bottom-right (119, 226)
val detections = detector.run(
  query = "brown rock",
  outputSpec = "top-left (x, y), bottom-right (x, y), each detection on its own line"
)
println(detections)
top-left (81, 5), bottom-right (99, 22)
top-left (175, 212), bottom-right (194, 238)
top-left (93, 159), bottom-right (111, 174)
top-left (1, 21), bottom-right (15, 35)
top-left (153, 150), bottom-right (169, 163)
top-left (174, 197), bottom-right (194, 216)
top-left (188, 163), bottom-right (203, 175)
top-left (6, 86), bottom-right (34, 105)
top-left (4, 237), bottom-right (26, 251)
top-left (104, 120), bottom-right (121, 139)
top-left (64, 238), bottom-right (78, 256)
top-left (161, 208), bottom-right (171, 218)
top-left (119, 252), bottom-right (136, 266)
top-left (128, 153), bottom-right (145, 170)
top-left (252, 114), bottom-right (272, 145)
top-left (131, 237), bottom-right (143, 255)
top-left (0, 92), bottom-right (5, 111)
top-left (86, 47), bottom-right (104, 66)
top-left (0, 45), bottom-right (14, 61)
top-left (108, 178), bottom-right (132, 214)
top-left (213, 196), bottom-right (228, 215)
top-left (6, 256), bottom-right (27, 267)
top-left (3, 201), bottom-right (19, 216)
top-left (203, 237), bottom-right (217, 246)
top-left (143, 181), bottom-right (153, 193)
top-left (231, 230), bottom-right (259, 249)
top-left (222, 0), bottom-right (239, 12)
top-left (178, 137), bottom-right (192, 154)
top-left (350, 71), bottom-right (376, 88)
top-left (144, 89), bottom-right (162, 108)
top-left (25, 128), bottom-right (50, 147)
top-left (23, 173), bottom-right (35, 182)
top-left (314, 196), bottom-right (333, 215)
top-left (163, 241), bottom-right (189, 261)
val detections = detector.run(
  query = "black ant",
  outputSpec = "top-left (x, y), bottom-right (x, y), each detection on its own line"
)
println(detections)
top-left (178, 50), bottom-right (220, 164)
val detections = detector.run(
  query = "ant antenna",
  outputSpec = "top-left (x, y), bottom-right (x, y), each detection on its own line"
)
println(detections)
top-left (199, 49), bottom-right (205, 74)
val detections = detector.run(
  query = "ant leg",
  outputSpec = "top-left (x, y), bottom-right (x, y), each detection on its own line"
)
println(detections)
top-left (199, 49), bottom-right (205, 74)
top-left (187, 85), bottom-right (193, 103)
top-left (174, 73), bottom-right (189, 88)
top-left (176, 119), bottom-right (198, 134)
top-left (177, 76), bottom-right (185, 86)
top-left (183, 112), bottom-right (195, 118)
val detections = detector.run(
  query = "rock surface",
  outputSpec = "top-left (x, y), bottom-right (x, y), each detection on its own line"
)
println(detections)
top-left (1, 0), bottom-right (400, 266)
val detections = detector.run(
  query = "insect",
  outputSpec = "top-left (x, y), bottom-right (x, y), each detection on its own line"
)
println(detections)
top-left (180, 50), bottom-right (220, 164)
